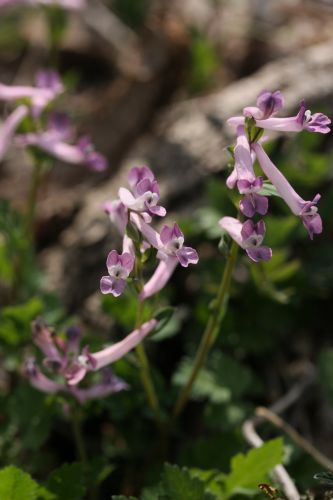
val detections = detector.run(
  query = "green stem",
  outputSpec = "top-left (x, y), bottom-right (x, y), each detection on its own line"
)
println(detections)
top-left (71, 405), bottom-right (88, 468)
top-left (10, 161), bottom-right (44, 300)
top-left (135, 300), bottom-right (161, 418)
top-left (172, 240), bottom-right (239, 418)
top-left (25, 161), bottom-right (43, 241)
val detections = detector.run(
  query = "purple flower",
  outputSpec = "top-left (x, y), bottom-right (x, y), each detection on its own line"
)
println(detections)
top-left (102, 200), bottom-right (128, 236)
top-left (35, 69), bottom-right (64, 93)
top-left (128, 166), bottom-right (155, 190)
top-left (100, 250), bottom-right (134, 297)
top-left (71, 369), bottom-right (128, 405)
top-left (1, 0), bottom-right (86, 9)
top-left (0, 71), bottom-right (63, 113)
top-left (25, 318), bottom-right (156, 403)
top-left (243, 90), bottom-right (284, 120)
top-left (219, 216), bottom-right (272, 262)
top-left (0, 105), bottom-right (28, 162)
top-left (76, 136), bottom-right (107, 171)
top-left (140, 258), bottom-right (179, 300)
top-left (25, 359), bottom-right (64, 394)
top-left (253, 143), bottom-right (322, 239)
top-left (32, 317), bottom-right (63, 371)
top-left (157, 223), bottom-right (199, 267)
top-left (227, 125), bottom-right (268, 218)
top-left (16, 128), bottom-right (107, 171)
top-left (119, 166), bottom-right (166, 217)
top-left (255, 100), bottom-right (331, 134)
top-left (81, 319), bottom-right (156, 371)
top-left (130, 213), bottom-right (198, 267)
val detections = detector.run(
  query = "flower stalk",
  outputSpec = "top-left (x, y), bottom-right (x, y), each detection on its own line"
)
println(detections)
top-left (134, 267), bottom-right (161, 421)
top-left (71, 404), bottom-right (88, 469)
top-left (173, 239), bottom-right (239, 418)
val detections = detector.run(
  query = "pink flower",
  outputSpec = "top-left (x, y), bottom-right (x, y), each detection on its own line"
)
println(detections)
top-left (16, 118), bottom-right (107, 171)
top-left (100, 250), bottom-right (134, 297)
top-left (243, 90), bottom-right (284, 120)
top-left (227, 125), bottom-right (268, 218)
top-left (119, 166), bottom-right (166, 217)
top-left (102, 200), bottom-right (128, 236)
top-left (0, 70), bottom-right (63, 114)
top-left (253, 143), bottom-right (322, 239)
top-left (219, 217), bottom-right (272, 262)
top-left (25, 318), bottom-right (157, 403)
top-left (255, 100), bottom-right (331, 134)
top-left (0, 0), bottom-right (86, 9)
top-left (140, 259), bottom-right (179, 300)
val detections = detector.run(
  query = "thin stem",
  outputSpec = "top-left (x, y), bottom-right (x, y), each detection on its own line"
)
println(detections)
top-left (173, 240), bottom-right (239, 418)
top-left (256, 407), bottom-right (333, 471)
top-left (135, 299), bottom-right (161, 417)
top-left (71, 405), bottom-right (88, 468)
top-left (25, 161), bottom-right (43, 241)
top-left (10, 161), bottom-right (44, 300)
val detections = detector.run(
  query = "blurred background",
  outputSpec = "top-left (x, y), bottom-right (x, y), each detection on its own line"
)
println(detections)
top-left (1, 0), bottom-right (333, 498)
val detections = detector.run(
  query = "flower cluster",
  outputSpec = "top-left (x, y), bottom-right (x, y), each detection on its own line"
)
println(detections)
top-left (220, 90), bottom-right (330, 261)
top-left (0, 69), bottom-right (107, 171)
top-left (25, 317), bottom-right (156, 403)
top-left (101, 166), bottom-right (199, 299)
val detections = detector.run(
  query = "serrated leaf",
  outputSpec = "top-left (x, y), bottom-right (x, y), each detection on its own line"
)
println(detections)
top-left (0, 465), bottom-right (40, 500)
top-left (9, 385), bottom-right (54, 450)
top-left (162, 463), bottom-right (214, 500)
top-left (46, 463), bottom-right (85, 500)
top-left (224, 438), bottom-right (284, 496)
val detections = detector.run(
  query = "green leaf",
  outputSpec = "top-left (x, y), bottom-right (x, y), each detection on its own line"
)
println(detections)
top-left (259, 183), bottom-right (281, 198)
top-left (9, 385), bottom-right (54, 450)
top-left (46, 463), bottom-right (85, 500)
top-left (224, 438), bottom-right (284, 496)
top-left (0, 465), bottom-right (40, 500)
top-left (0, 298), bottom-right (43, 345)
top-left (162, 463), bottom-right (215, 500)
top-left (172, 357), bottom-right (231, 404)
top-left (150, 307), bottom-right (185, 342)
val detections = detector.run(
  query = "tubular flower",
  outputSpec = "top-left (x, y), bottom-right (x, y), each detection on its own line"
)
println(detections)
top-left (253, 143), bottom-right (322, 239)
top-left (136, 221), bottom-right (198, 299)
top-left (255, 99), bottom-right (331, 134)
top-left (157, 224), bottom-right (199, 267)
top-left (0, 0), bottom-right (86, 9)
top-left (25, 318), bottom-right (156, 403)
top-left (16, 125), bottom-right (107, 171)
top-left (220, 217), bottom-right (272, 262)
top-left (100, 250), bottom-right (134, 297)
top-left (102, 200), bottom-right (128, 236)
top-left (119, 166), bottom-right (166, 217)
top-left (0, 70), bottom-right (107, 170)
top-left (228, 125), bottom-right (268, 217)
top-left (243, 90), bottom-right (284, 120)
top-left (102, 166), bottom-right (198, 299)
top-left (222, 89), bottom-right (328, 259)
